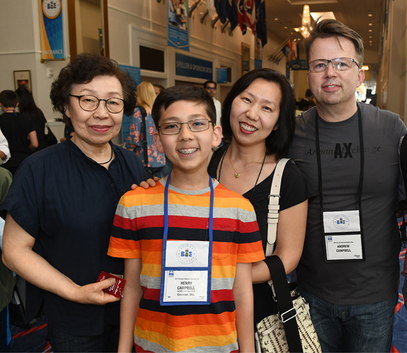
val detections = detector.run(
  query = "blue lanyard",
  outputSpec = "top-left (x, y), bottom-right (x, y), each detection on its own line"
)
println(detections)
top-left (160, 172), bottom-right (214, 306)
top-left (163, 172), bottom-right (214, 243)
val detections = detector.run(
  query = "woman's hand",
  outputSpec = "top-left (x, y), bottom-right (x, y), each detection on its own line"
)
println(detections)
top-left (71, 279), bottom-right (120, 305)
top-left (131, 176), bottom-right (159, 190)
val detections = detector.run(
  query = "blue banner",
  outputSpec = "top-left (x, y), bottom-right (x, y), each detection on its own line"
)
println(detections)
top-left (290, 60), bottom-right (308, 70)
top-left (217, 68), bottom-right (227, 84)
top-left (176, 53), bottom-right (213, 80)
top-left (168, 0), bottom-right (189, 51)
top-left (39, 0), bottom-right (64, 60)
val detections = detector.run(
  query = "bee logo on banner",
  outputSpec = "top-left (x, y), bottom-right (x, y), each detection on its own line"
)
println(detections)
top-left (168, 0), bottom-right (189, 51)
top-left (39, 0), bottom-right (65, 61)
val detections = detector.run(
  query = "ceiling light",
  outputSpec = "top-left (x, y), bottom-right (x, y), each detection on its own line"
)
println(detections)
top-left (274, 18), bottom-right (279, 21)
top-left (362, 65), bottom-right (369, 70)
top-left (369, 23), bottom-right (372, 26)
top-left (369, 29), bottom-right (372, 32)
top-left (369, 36), bottom-right (372, 38)
top-left (368, 13), bottom-right (372, 17)
top-left (284, 26), bottom-right (288, 29)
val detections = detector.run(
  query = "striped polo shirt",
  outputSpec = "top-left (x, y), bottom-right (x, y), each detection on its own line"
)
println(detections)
top-left (108, 179), bottom-right (264, 352)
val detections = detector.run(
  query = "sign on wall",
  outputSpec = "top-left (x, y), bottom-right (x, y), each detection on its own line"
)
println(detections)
top-left (167, 0), bottom-right (189, 51)
top-left (39, 0), bottom-right (65, 61)
top-left (175, 53), bottom-right (212, 80)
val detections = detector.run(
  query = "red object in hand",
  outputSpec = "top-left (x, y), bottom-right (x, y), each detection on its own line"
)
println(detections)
top-left (97, 271), bottom-right (126, 298)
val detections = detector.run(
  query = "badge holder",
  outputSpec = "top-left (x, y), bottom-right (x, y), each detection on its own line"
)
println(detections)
top-left (159, 173), bottom-right (214, 306)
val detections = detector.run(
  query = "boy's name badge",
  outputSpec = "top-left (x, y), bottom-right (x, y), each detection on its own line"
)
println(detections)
top-left (323, 210), bottom-right (363, 261)
top-left (162, 241), bottom-right (210, 303)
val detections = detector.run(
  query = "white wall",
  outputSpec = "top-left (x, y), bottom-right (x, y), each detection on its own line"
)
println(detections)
top-left (0, 0), bottom-right (288, 142)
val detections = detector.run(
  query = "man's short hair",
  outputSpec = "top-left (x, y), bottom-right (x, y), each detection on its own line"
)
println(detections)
top-left (0, 90), bottom-right (18, 108)
top-left (304, 19), bottom-right (364, 66)
top-left (152, 85), bottom-right (216, 127)
top-left (153, 84), bottom-right (165, 93)
top-left (203, 80), bottom-right (216, 89)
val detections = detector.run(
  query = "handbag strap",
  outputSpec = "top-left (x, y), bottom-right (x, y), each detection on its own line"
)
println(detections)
top-left (264, 256), bottom-right (303, 353)
top-left (138, 106), bottom-right (149, 167)
top-left (266, 158), bottom-right (290, 256)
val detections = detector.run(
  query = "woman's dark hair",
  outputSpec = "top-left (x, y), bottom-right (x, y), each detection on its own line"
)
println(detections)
top-left (152, 85), bottom-right (216, 127)
top-left (50, 53), bottom-right (137, 122)
top-left (222, 68), bottom-right (296, 158)
top-left (16, 87), bottom-right (46, 123)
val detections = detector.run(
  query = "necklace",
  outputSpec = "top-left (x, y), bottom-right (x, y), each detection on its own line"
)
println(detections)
top-left (218, 146), bottom-right (267, 200)
top-left (98, 145), bottom-right (114, 165)
top-left (229, 152), bottom-right (254, 178)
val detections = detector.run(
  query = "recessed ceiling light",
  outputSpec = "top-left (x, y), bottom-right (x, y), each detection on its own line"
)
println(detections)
top-left (369, 36), bottom-right (372, 38)
top-left (369, 29), bottom-right (372, 32)
top-left (274, 18), bottom-right (278, 21)
top-left (369, 23), bottom-right (372, 26)
top-left (284, 26), bottom-right (288, 29)
top-left (368, 13), bottom-right (372, 17)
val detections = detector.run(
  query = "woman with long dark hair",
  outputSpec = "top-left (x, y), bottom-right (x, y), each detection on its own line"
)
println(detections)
top-left (16, 86), bottom-right (48, 151)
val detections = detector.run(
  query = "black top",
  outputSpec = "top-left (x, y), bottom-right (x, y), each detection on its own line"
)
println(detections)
top-left (0, 139), bottom-right (147, 335)
top-left (0, 112), bottom-right (35, 173)
top-left (208, 145), bottom-right (308, 323)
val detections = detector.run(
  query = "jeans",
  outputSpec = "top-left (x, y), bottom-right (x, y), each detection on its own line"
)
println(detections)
top-left (47, 324), bottom-right (120, 352)
top-left (299, 286), bottom-right (397, 352)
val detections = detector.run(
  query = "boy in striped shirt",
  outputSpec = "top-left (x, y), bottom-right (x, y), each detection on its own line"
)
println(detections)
top-left (108, 85), bottom-right (264, 352)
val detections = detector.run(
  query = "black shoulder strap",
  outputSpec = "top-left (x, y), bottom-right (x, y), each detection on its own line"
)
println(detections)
top-left (264, 256), bottom-right (303, 353)
top-left (137, 106), bottom-right (148, 167)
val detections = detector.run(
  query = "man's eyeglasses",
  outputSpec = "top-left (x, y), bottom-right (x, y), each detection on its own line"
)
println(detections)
top-left (69, 94), bottom-right (125, 114)
top-left (158, 119), bottom-right (214, 135)
top-left (206, 87), bottom-right (216, 90)
top-left (308, 57), bottom-right (361, 73)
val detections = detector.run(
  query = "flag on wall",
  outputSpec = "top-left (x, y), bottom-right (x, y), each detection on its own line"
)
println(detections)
top-left (237, 0), bottom-right (256, 35)
top-left (255, 0), bottom-right (267, 46)
top-left (214, 0), bottom-right (238, 31)
top-left (207, 0), bottom-right (216, 17)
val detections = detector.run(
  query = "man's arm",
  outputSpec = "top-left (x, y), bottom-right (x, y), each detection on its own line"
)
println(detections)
top-left (233, 262), bottom-right (255, 353)
top-left (27, 130), bottom-right (39, 151)
top-left (118, 258), bottom-right (143, 352)
top-left (2, 213), bottom-right (119, 305)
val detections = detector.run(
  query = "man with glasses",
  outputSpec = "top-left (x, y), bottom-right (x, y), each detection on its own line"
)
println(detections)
top-left (288, 19), bottom-right (407, 352)
top-left (204, 80), bottom-right (222, 129)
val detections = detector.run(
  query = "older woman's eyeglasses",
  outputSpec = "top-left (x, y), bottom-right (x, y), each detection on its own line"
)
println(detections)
top-left (69, 94), bottom-right (125, 114)
top-left (308, 57), bottom-right (360, 73)
top-left (158, 119), bottom-right (213, 135)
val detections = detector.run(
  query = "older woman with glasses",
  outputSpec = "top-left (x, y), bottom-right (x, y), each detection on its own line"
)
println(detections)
top-left (1, 53), bottom-right (146, 352)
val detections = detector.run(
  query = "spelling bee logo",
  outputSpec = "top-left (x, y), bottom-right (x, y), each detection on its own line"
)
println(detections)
top-left (176, 243), bottom-right (197, 265)
top-left (333, 214), bottom-right (350, 230)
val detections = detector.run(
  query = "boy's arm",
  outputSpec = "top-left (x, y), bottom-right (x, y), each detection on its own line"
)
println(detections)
top-left (118, 258), bottom-right (143, 353)
top-left (233, 262), bottom-right (255, 353)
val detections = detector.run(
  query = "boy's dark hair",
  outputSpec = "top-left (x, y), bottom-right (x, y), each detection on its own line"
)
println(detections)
top-left (203, 80), bottom-right (216, 89)
top-left (222, 68), bottom-right (296, 159)
top-left (0, 90), bottom-right (19, 108)
top-left (304, 19), bottom-right (364, 66)
top-left (152, 85), bottom-right (216, 127)
top-left (50, 53), bottom-right (137, 122)
top-left (305, 89), bottom-right (313, 98)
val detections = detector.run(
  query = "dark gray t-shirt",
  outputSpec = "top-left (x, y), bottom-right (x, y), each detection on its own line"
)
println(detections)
top-left (288, 103), bottom-right (407, 305)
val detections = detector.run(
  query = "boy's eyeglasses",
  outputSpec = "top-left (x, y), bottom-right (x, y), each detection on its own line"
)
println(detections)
top-left (69, 94), bottom-right (125, 114)
top-left (308, 57), bottom-right (360, 73)
top-left (158, 119), bottom-right (214, 135)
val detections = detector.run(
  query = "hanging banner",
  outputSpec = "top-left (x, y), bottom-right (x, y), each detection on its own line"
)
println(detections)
top-left (254, 36), bottom-right (262, 69)
top-left (39, 0), bottom-right (65, 61)
top-left (168, 0), bottom-right (189, 51)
